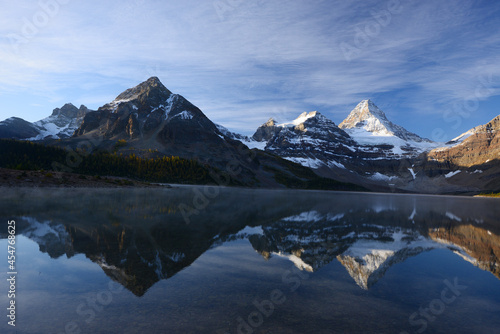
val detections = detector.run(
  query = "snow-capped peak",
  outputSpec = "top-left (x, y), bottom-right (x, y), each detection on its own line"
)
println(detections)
top-left (338, 100), bottom-right (437, 157)
top-left (277, 111), bottom-right (326, 128)
top-left (27, 104), bottom-right (90, 140)
top-left (339, 99), bottom-right (396, 136)
top-left (339, 99), bottom-right (429, 142)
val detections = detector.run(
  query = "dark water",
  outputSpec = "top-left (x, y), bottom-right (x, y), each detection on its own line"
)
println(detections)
top-left (0, 187), bottom-right (499, 334)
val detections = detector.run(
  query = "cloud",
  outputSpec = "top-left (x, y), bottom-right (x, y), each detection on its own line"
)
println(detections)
top-left (0, 0), bottom-right (498, 137)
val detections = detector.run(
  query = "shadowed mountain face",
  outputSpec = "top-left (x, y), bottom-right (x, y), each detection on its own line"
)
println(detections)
top-left (74, 77), bottom-right (219, 143)
top-left (72, 77), bottom-right (233, 164)
top-left (0, 117), bottom-right (40, 139)
top-left (1, 188), bottom-right (499, 295)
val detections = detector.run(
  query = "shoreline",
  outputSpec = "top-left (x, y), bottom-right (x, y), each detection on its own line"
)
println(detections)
top-left (0, 168), bottom-right (167, 189)
top-left (0, 168), bottom-right (491, 198)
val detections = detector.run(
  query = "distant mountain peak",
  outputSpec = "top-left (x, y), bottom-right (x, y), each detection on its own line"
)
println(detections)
top-left (50, 103), bottom-right (89, 118)
top-left (339, 100), bottom-right (390, 131)
top-left (340, 100), bottom-right (428, 144)
top-left (297, 110), bottom-right (319, 119)
top-left (264, 118), bottom-right (276, 127)
top-left (277, 111), bottom-right (330, 128)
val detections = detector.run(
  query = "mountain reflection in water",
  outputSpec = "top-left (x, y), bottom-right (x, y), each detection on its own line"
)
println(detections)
top-left (2, 188), bottom-right (499, 295)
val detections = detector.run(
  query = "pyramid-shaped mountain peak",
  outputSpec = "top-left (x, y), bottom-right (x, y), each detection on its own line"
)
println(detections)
top-left (339, 100), bottom-right (428, 143)
top-left (339, 100), bottom-right (389, 130)
top-left (112, 77), bottom-right (172, 105)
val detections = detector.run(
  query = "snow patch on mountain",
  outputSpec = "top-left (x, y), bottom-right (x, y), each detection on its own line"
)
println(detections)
top-left (163, 94), bottom-right (178, 118)
top-left (175, 111), bottom-right (193, 120)
top-left (277, 111), bottom-right (323, 128)
top-left (30, 117), bottom-right (73, 139)
top-left (108, 98), bottom-right (136, 112)
top-left (272, 251), bottom-right (314, 272)
top-left (408, 168), bottom-right (417, 180)
top-left (243, 139), bottom-right (267, 150)
top-left (214, 124), bottom-right (264, 151)
top-left (444, 170), bottom-right (461, 178)
top-left (451, 130), bottom-right (474, 144)
top-left (432, 130), bottom-right (475, 152)
top-left (284, 156), bottom-right (324, 168)
top-left (370, 172), bottom-right (396, 182)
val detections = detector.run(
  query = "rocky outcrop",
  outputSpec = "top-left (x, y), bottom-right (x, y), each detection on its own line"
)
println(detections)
top-left (50, 103), bottom-right (89, 119)
top-left (252, 118), bottom-right (282, 142)
top-left (428, 115), bottom-right (500, 167)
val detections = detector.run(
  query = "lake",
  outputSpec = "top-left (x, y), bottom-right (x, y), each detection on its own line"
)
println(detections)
top-left (1, 187), bottom-right (499, 334)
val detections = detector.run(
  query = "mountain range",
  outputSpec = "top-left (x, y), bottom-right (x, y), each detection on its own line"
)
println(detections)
top-left (0, 103), bottom-right (92, 140)
top-left (1, 77), bottom-right (499, 193)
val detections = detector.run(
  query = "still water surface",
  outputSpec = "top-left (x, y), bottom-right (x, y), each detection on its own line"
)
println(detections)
top-left (0, 187), bottom-right (499, 333)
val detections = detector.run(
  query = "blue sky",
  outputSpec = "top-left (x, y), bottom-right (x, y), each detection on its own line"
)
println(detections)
top-left (0, 0), bottom-right (499, 140)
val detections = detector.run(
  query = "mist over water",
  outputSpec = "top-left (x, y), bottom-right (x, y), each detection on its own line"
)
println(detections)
top-left (1, 187), bottom-right (499, 333)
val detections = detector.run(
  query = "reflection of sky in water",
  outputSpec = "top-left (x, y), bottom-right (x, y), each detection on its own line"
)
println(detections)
top-left (0, 188), bottom-right (499, 333)
top-left (0, 236), bottom-right (498, 333)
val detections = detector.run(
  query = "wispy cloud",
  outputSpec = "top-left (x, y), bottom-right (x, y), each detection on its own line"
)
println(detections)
top-left (0, 0), bottom-right (498, 138)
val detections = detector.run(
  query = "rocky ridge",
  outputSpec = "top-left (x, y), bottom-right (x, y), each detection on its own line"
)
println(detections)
top-left (0, 103), bottom-right (91, 140)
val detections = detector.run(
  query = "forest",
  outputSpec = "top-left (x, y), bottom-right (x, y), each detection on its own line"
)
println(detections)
top-left (0, 139), bottom-right (214, 184)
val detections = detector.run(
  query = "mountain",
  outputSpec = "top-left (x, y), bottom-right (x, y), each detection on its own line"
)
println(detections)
top-left (248, 100), bottom-right (439, 164)
top-left (249, 111), bottom-right (357, 169)
top-left (413, 114), bottom-right (500, 192)
top-left (237, 99), bottom-right (500, 193)
top-left (65, 77), bottom-right (361, 190)
top-left (0, 103), bottom-right (91, 140)
top-left (244, 103), bottom-right (439, 190)
top-left (428, 114), bottom-right (500, 167)
top-left (33, 103), bottom-right (90, 139)
top-left (72, 77), bottom-right (252, 172)
top-left (339, 99), bottom-right (438, 157)
top-left (0, 117), bottom-right (41, 139)
top-left (2, 76), bottom-right (498, 193)
top-left (74, 77), bottom-right (219, 140)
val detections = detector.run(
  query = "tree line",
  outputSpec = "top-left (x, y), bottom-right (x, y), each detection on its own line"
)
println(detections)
top-left (0, 139), bottom-right (213, 184)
